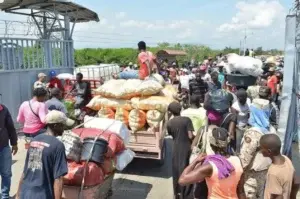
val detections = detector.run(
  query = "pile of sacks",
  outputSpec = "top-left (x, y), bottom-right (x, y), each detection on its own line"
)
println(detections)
top-left (224, 53), bottom-right (263, 77)
top-left (61, 119), bottom-right (134, 187)
top-left (86, 75), bottom-right (177, 132)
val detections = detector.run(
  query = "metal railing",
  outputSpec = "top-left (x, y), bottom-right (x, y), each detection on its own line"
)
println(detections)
top-left (0, 37), bottom-right (74, 71)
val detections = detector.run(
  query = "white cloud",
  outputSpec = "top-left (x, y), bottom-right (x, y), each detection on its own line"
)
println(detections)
top-left (116, 12), bottom-right (127, 19)
top-left (218, 1), bottom-right (285, 32)
top-left (99, 18), bottom-right (108, 26)
top-left (120, 19), bottom-right (204, 30)
top-left (176, 28), bottom-right (193, 39)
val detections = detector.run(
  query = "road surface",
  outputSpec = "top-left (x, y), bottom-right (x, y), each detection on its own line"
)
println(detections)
top-left (10, 136), bottom-right (174, 199)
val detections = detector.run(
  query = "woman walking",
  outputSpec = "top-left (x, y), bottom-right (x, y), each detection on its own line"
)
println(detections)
top-left (167, 102), bottom-right (195, 199)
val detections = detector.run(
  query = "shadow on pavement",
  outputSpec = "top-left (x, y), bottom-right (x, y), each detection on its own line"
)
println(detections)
top-left (120, 137), bottom-right (173, 179)
top-left (111, 178), bottom-right (153, 199)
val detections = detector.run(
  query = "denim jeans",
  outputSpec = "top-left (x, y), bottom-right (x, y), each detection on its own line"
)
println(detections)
top-left (0, 146), bottom-right (12, 199)
top-left (118, 70), bottom-right (139, 79)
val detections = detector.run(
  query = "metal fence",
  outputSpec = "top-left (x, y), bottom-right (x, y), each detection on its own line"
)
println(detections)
top-left (0, 37), bottom-right (74, 70)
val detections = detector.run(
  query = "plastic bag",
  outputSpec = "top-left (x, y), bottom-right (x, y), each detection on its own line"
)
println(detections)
top-left (98, 107), bottom-right (115, 119)
top-left (226, 54), bottom-right (263, 76)
top-left (116, 149), bottom-right (135, 171)
top-left (131, 96), bottom-right (173, 112)
top-left (115, 108), bottom-right (129, 126)
top-left (129, 109), bottom-right (146, 132)
top-left (83, 116), bottom-right (131, 145)
top-left (64, 161), bottom-right (104, 186)
top-left (146, 110), bottom-right (164, 128)
top-left (209, 90), bottom-right (230, 112)
top-left (61, 131), bottom-right (82, 162)
top-left (86, 96), bottom-right (132, 111)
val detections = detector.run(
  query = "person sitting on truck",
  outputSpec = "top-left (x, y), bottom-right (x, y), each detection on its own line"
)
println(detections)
top-left (71, 73), bottom-right (92, 109)
top-left (167, 102), bottom-right (195, 199)
top-left (112, 41), bottom-right (157, 80)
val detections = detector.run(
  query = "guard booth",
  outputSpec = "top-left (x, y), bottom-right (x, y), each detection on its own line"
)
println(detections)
top-left (0, 0), bottom-right (99, 120)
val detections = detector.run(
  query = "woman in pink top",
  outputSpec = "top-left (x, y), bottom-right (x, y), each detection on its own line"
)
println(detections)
top-left (179, 127), bottom-right (245, 199)
top-left (17, 88), bottom-right (48, 137)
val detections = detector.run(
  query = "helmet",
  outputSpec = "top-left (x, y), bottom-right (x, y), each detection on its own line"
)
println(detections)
top-left (49, 70), bottom-right (57, 77)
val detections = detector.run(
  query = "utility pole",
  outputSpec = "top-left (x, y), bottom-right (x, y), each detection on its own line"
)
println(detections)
top-left (243, 28), bottom-right (247, 56)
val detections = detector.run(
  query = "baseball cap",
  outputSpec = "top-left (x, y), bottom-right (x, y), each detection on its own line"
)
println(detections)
top-left (38, 73), bottom-right (47, 78)
top-left (45, 110), bottom-right (75, 126)
top-left (49, 70), bottom-right (57, 77)
top-left (128, 62), bottom-right (133, 66)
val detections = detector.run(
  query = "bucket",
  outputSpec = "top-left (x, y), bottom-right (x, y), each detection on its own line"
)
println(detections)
top-left (81, 137), bottom-right (108, 164)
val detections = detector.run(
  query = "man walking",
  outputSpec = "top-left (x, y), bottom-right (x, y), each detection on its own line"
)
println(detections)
top-left (0, 104), bottom-right (18, 199)
top-left (16, 110), bottom-right (74, 199)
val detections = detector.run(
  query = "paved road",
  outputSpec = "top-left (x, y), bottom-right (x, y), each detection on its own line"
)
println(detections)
top-left (10, 137), bottom-right (174, 199)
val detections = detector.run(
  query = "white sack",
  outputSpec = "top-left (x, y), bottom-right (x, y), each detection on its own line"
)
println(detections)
top-left (226, 54), bottom-right (263, 77)
top-left (61, 131), bottom-right (82, 162)
top-left (84, 116), bottom-right (131, 145)
top-left (116, 149), bottom-right (135, 171)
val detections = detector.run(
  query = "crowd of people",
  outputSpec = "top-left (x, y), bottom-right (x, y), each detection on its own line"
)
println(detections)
top-left (0, 40), bottom-right (294, 199)
top-left (165, 55), bottom-right (297, 199)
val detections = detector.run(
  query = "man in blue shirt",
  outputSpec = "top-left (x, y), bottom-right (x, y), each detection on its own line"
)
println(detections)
top-left (16, 110), bottom-right (74, 199)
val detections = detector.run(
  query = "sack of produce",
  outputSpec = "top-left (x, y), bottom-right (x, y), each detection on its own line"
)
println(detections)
top-left (131, 96), bottom-right (173, 112)
top-left (129, 109), bottom-right (147, 132)
top-left (61, 131), bottom-right (82, 162)
top-left (98, 107), bottom-right (115, 119)
top-left (146, 110), bottom-right (164, 128)
top-left (72, 128), bottom-right (126, 157)
top-left (226, 54), bottom-right (263, 76)
top-left (160, 84), bottom-right (178, 100)
top-left (102, 157), bottom-right (117, 175)
top-left (95, 79), bottom-right (126, 98)
top-left (209, 89), bottom-right (230, 113)
top-left (150, 74), bottom-right (165, 86)
top-left (136, 79), bottom-right (163, 96)
top-left (116, 149), bottom-right (135, 171)
top-left (84, 116), bottom-right (131, 144)
top-left (64, 161), bottom-right (104, 186)
top-left (87, 96), bottom-right (132, 111)
top-left (115, 108), bottom-right (129, 126)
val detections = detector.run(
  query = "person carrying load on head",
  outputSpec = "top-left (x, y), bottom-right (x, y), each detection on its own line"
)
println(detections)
top-left (112, 41), bottom-right (157, 80)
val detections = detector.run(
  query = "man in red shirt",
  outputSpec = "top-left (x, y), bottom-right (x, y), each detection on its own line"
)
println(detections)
top-left (48, 70), bottom-right (64, 92)
top-left (267, 67), bottom-right (278, 102)
top-left (112, 41), bottom-right (156, 80)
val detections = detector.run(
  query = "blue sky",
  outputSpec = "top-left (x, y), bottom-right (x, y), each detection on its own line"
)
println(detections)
top-left (0, 0), bottom-right (292, 49)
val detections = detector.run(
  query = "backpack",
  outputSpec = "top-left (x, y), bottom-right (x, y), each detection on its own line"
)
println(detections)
top-left (209, 89), bottom-right (230, 112)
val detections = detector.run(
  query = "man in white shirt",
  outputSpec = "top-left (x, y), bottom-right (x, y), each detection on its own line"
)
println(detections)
top-left (179, 69), bottom-right (191, 92)
top-left (33, 73), bottom-right (47, 89)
